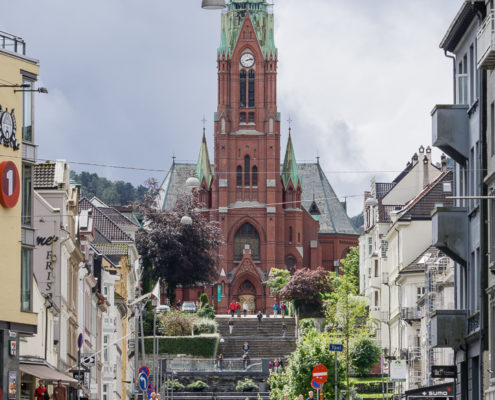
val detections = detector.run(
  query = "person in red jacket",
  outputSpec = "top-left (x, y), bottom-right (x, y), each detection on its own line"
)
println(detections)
top-left (229, 301), bottom-right (236, 317)
top-left (34, 381), bottom-right (46, 400)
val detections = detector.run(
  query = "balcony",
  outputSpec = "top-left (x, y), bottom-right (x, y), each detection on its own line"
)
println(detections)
top-left (430, 309), bottom-right (467, 348)
top-left (401, 307), bottom-right (422, 322)
top-left (431, 105), bottom-right (469, 164)
top-left (477, 11), bottom-right (495, 69)
top-left (432, 207), bottom-right (468, 266)
top-left (0, 31), bottom-right (26, 55)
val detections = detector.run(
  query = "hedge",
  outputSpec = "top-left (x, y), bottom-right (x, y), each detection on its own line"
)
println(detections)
top-left (144, 334), bottom-right (219, 357)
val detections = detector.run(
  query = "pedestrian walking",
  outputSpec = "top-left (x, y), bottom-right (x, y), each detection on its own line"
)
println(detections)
top-left (228, 317), bottom-right (234, 334)
top-left (282, 322), bottom-right (287, 338)
top-left (274, 358), bottom-right (279, 372)
top-left (34, 381), bottom-right (47, 400)
top-left (298, 395), bottom-right (304, 400)
top-left (279, 358), bottom-right (285, 372)
top-left (216, 353), bottom-right (224, 370)
top-left (273, 303), bottom-right (279, 317)
top-left (268, 359), bottom-right (273, 372)
top-left (243, 302), bottom-right (248, 317)
top-left (242, 352), bottom-right (250, 369)
top-left (257, 310), bottom-right (263, 329)
top-left (229, 301), bottom-right (236, 317)
top-left (52, 380), bottom-right (67, 400)
top-left (242, 341), bottom-right (249, 355)
top-left (281, 302), bottom-right (287, 317)
top-left (307, 391), bottom-right (315, 400)
top-left (236, 300), bottom-right (241, 317)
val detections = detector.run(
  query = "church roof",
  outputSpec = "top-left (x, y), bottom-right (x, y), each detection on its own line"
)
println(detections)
top-left (281, 133), bottom-right (302, 190)
top-left (158, 162), bottom-right (356, 235)
top-left (196, 130), bottom-right (213, 190)
top-left (218, 0), bottom-right (277, 59)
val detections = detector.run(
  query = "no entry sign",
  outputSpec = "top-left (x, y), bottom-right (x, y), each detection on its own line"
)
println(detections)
top-left (312, 364), bottom-right (328, 384)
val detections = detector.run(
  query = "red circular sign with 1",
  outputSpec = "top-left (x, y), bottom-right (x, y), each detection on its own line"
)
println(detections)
top-left (0, 161), bottom-right (20, 208)
top-left (312, 364), bottom-right (328, 384)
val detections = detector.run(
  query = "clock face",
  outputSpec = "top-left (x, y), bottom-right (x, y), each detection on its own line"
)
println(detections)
top-left (240, 53), bottom-right (255, 68)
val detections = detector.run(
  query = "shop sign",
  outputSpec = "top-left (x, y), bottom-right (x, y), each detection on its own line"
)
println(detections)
top-left (0, 161), bottom-right (20, 208)
top-left (8, 371), bottom-right (16, 399)
top-left (8, 340), bottom-right (16, 356)
top-left (390, 360), bottom-right (407, 381)
top-left (0, 107), bottom-right (19, 151)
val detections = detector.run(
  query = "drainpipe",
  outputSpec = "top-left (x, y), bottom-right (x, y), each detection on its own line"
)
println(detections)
top-left (44, 298), bottom-right (53, 361)
top-left (443, 50), bottom-right (456, 103)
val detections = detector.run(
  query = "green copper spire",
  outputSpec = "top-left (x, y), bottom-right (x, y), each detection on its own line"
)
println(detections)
top-left (218, 0), bottom-right (277, 59)
top-left (196, 129), bottom-right (213, 190)
top-left (281, 131), bottom-right (302, 190)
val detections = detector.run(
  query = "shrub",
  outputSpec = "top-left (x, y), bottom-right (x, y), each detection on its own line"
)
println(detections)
top-left (197, 305), bottom-right (216, 320)
top-left (165, 380), bottom-right (185, 391)
top-left (236, 378), bottom-right (258, 392)
top-left (159, 311), bottom-right (194, 336)
top-left (186, 380), bottom-right (209, 392)
top-left (144, 335), bottom-right (219, 357)
top-left (200, 293), bottom-right (209, 308)
top-left (193, 317), bottom-right (217, 334)
top-left (299, 318), bottom-right (315, 336)
top-left (351, 338), bottom-right (381, 376)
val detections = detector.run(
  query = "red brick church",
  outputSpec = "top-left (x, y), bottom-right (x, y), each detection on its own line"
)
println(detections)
top-left (158, 0), bottom-right (357, 313)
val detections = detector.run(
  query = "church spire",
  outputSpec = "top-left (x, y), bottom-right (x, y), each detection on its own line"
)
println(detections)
top-left (281, 130), bottom-right (302, 190)
top-left (196, 126), bottom-right (213, 190)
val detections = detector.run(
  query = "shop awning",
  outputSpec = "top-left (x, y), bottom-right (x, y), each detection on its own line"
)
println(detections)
top-left (19, 363), bottom-right (77, 384)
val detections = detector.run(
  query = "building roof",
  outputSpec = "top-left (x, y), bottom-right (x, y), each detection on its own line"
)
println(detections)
top-left (281, 133), bottom-right (302, 190)
top-left (159, 162), bottom-right (357, 235)
top-left (439, 1), bottom-right (484, 52)
top-left (398, 171), bottom-right (453, 220)
top-left (79, 197), bottom-right (133, 243)
top-left (196, 130), bottom-right (213, 190)
top-left (33, 162), bottom-right (57, 189)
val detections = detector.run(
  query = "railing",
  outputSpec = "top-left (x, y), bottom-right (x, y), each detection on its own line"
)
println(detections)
top-left (477, 11), bottom-right (495, 69)
top-left (0, 31), bottom-right (25, 55)
top-left (165, 357), bottom-right (263, 373)
top-left (468, 312), bottom-right (480, 334)
top-left (401, 307), bottom-right (422, 321)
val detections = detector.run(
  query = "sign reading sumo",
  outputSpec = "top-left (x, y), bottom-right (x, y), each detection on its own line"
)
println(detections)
top-left (0, 161), bottom-right (20, 208)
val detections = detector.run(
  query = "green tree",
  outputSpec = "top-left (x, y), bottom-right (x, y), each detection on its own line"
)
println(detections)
top-left (351, 338), bottom-right (381, 376)
top-left (340, 246), bottom-right (360, 295)
top-left (326, 255), bottom-right (369, 400)
top-left (268, 329), bottom-right (344, 400)
top-left (263, 268), bottom-right (291, 298)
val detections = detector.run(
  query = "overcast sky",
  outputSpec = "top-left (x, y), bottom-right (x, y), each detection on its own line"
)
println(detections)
top-left (2, 0), bottom-right (463, 216)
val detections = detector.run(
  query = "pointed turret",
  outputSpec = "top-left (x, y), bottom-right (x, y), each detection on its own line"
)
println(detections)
top-left (196, 128), bottom-right (213, 190)
top-left (281, 132), bottom-right (302, 190)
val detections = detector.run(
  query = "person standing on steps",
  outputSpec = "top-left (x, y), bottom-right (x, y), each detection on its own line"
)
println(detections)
top-left (243, 302), bottom-right (248, 317)
top-left (257, 310), bottom-right (263, 329)
top-left (281, 302), bottom-right (287, 318)
top-left (229, 301), bottom-right (236, 317)
top-left (228, 317), bottom-right (234, 334)
top-left (273, 303), bottom-right (279, 317)
top-left (242, 341), bottom-right (249, 355)
top-left (282, 321), bottom-right (287, 338)
top-left (236, 300), bottom-right (241, 317)
top-left (307, 391), bottom-right (315, 400)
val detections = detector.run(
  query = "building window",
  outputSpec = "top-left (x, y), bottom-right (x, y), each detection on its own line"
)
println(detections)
top-left (22, 79), bottom-right (33, 142)
top-left (374, 260), bottom-right (379, 277)
top-left (244, 155), bottom-right (250, 186)
top-left (21, 247), bottom-right (32, 312)
top-left (368, 237), bottom-right (373, 255)
top-left (252, 166), bottom-right (258, 186)
top-left (234, 223), bottom-right (260, 260)
top-left (248, 112), bottom-right (255, 123)
top-left (240, 112), bottom-right (246, 123)
top-left (22, 164), bottom-right (32, 226)
top-left (103, 335), bottom-right (109, 361)
top-left (469, 45), bottom-right (475, 104)
top-left (456, 58), bottom-right (468, 105)
top-left (240, 70), bottom-right (247, 108)
top-left (286, 255), bottom-right (296, 271)
top-left (221, 281), bottom-right (225, 297)
top-left (236, 166), bottom-right (242, 187)
top-left (289, 226), bottom-right (293, 243)
top-left (374, 290), bottom-right (379, 307)
top-left (248, 70), bottom-right (255, 107)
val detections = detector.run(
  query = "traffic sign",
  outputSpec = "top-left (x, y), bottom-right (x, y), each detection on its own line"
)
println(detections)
top-left (139, 372), bottom-right (149, 391)
top-left (77, 333), bottom-right (83, 349)
top-left (139, 366), bottom-right (150, 377)
top-left (81, 354), bottom-right (96, 368)
top-left (312, 364), bottom-right (328, 384)
top-left (311, 380), bottom-right (322, 390)
top-left (329, 344), bottom-right (343, 352)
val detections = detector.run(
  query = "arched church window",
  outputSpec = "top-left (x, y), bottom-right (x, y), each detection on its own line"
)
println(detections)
top-left (248, 70), bottom-right (255, 107)
top-left (240, 70), bottom-right (247, 108)
top-left (252, 166), bottom-right (258, 186)
top-left (286, 255), bottom-right (296, 273)
top-left (236, 166), bottom-right (242, 187)
top-left (244, 155), bottom-right (250, 186)
top-left (234, 223), bottom-right (260, 260)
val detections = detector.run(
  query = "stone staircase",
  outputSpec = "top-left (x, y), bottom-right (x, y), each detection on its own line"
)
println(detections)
top-left (167, 392), bottom-right (271, 400)
top-left (216, 315), bottom-right (297, 359)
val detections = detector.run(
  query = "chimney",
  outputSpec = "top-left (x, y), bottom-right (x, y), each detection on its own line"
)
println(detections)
top-left (441, 153), bottom-right (447, 172)
top-left (423, 156), bottom-right (429, 188)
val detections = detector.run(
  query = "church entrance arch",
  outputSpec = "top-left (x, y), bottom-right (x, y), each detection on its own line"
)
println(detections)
top-left (232, 276), bottom-right (263, 314)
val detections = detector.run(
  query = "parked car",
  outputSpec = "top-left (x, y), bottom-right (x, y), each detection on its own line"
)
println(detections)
top-left (181, 301), bottom-right (197, 313)
top-left (154, 304), bottom-right (171, 314)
